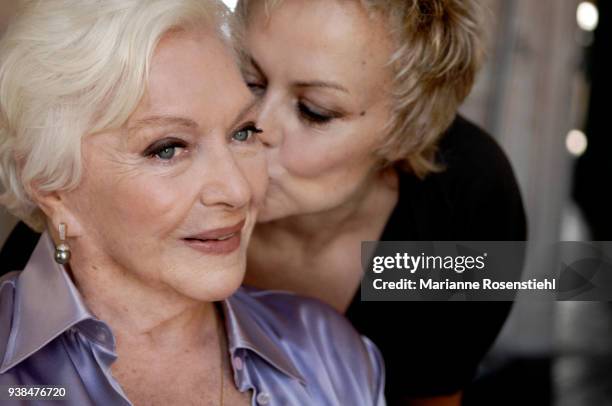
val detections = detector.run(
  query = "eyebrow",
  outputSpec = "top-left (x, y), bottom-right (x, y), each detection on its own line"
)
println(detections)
top-left (127, 116), bottom-right (198, 133)
top-left (127, 97), bottom-right (258, 136)
top-left (294, 81), bottom-right (350, 94)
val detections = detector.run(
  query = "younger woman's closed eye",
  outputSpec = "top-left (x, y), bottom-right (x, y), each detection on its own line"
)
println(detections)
top-left (242, 59), bottom-right (267, 96)
top-left (297, 101), bottom-right (341, 126)
top-left (246, 80), bottom-right (267, 96)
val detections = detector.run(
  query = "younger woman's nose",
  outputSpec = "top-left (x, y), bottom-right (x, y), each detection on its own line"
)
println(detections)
top-left (255, 98), bottom-right (284, 149)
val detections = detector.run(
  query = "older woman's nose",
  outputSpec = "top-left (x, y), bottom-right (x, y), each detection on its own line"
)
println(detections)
top-left (199, 152), bottom-right (252, 209)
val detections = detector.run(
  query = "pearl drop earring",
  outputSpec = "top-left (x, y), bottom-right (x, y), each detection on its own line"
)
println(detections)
top-left (54, 223), bottom-right (71, 265)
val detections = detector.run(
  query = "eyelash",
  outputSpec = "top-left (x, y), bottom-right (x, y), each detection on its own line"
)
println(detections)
top-left (246, 81), bottom-right (266, 97)
top-left (143, 123), bottom-right (263, 162)
top-left (231, 123), bottom-right (263, 144)
top-left (245, 74), bottom-right (340, 127)
top-left (143, 137), bottom-right (187, 162)
top-left (297, 102), bottom-right (338, 125)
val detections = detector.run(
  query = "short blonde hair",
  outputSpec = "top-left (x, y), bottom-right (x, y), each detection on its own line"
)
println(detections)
top-left (0, 0), bottom-right (228, 231)
top-left (235, 0), bottom-right (484, 178)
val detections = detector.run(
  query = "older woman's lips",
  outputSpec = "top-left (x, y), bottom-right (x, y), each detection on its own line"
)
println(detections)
top-left (183, 219), bottom-right (245, 255)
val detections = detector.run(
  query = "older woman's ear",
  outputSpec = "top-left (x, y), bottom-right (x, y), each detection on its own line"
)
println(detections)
top-left (29, 185), bottom-right (84, 239)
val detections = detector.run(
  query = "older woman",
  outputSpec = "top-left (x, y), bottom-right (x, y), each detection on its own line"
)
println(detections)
top-left (0, 1), bottom-right (385, 405)
top-left (234, 0), bottom-right (527, 405)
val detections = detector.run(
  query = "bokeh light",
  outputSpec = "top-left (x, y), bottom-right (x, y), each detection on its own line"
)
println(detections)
top-left (577, 2), bottom-right (599, 31)
top-left (566, 129), bottom-right (588, 157)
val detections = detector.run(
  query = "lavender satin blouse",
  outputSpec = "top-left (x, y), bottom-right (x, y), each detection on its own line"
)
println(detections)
top-left (0, 234), bottom-right (385, 405)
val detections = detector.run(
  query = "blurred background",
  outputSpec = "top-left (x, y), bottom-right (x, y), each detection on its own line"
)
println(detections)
top-left (1, 0), bottom-right (610, 405)
top-left (457, 1), bottom-right (611, 405)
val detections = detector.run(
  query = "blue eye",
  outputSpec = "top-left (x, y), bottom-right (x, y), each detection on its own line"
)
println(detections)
top-left (233, 124), bottom-right (262, 142)
top-left (143, 138), bottom-right (187, 161)
top-left (156, 146), bottom-right (176, 160)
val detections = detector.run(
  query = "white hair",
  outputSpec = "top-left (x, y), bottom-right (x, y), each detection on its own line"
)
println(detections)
top-left (0, 0), bottom-right (229, 231)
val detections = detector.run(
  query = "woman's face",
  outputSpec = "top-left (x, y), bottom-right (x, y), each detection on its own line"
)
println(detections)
top-left (62, 29), bottom-right (267, 302)
top-left (242, 0), bottom-right (395, 222)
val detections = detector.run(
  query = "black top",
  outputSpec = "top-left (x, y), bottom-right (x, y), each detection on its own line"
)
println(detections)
top-left (346, 115), bottom-right (527, 401)
top-left (0, 220), bottom-right (38, 274)
top-left (0, 115), bottom-right (526, 402)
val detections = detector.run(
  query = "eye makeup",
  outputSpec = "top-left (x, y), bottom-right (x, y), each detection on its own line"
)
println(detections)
top-left (143, 137), bottom-right (188, 161)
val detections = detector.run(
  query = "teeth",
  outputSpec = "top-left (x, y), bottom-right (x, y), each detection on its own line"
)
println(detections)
top-left (186, 232), bottom-right (236, 242)
top-left (215, 233), bottom-right (234, 241)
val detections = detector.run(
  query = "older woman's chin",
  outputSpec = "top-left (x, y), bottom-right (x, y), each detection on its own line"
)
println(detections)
top-left (168, 265), bottom-right (246, 302)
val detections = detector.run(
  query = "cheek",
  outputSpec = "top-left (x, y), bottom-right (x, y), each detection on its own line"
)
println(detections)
top-left (284, 141), bottom-right (355, 178)
top-left (75, 161), bottom-right (197, 238)
top-left (114, 180), bottom-right (190, 225)
top-left (280, 124), bottom-right (381, 179)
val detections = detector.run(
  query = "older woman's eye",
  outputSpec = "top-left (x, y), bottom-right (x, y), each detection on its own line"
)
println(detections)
top-left (232, 124), bottom-right (263, 143)
top-left (297, 102), bottom-right (338, 125)
top-left (143, 138), bottom-right (187, 161)
top-left (156, 146), bottom-right (178, 160)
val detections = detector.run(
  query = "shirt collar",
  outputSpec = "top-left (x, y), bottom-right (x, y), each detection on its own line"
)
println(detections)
top-left (0, 232), bottom-right (104, 373)
top-left (1, 233), bottom-right (305, 385)
top-left (222, 289), bottom-right (306, 385)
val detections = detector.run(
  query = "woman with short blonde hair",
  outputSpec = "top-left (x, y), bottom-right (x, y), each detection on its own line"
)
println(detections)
top-left (235, 0), bottom-right (526, 404)
top-left (235, 0), bottom-right (484, 177)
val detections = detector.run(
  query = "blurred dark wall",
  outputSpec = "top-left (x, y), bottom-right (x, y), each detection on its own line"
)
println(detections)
top-left (573, 1), bottom-right (612, 240)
